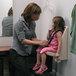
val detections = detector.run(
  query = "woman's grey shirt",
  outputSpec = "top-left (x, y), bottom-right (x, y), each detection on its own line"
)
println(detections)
top-left (2, 15), bottom-right (13, 36)
top-left (11, 16), bottom-right (36, 56)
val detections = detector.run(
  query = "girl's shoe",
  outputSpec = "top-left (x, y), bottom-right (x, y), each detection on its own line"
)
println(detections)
top-left (35, 65), bottom-right (48, 74)
top-left (33, 63), bottom-right (41, 70)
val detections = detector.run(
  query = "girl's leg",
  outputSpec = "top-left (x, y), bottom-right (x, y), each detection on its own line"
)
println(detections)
top-left (37, 52), bottom-right (41, 64)
top-left (35, 47), bottom-right (55, 74)
top-left (41, 53), bottom-right (46, 68)
top-left (35, 53), bottom-right (48, 74)
top-left (33, 47), bottom-right (44, 70)
top-left (36, 46), bottom-right (44, 64)
top-left (33, 52), bottom-right (41, 70)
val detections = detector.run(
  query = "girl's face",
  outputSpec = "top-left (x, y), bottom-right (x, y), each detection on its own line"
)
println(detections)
top-left (31, 14), bottom-right (40, 21)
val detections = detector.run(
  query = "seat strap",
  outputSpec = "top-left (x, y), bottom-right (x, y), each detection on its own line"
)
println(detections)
top-left (48, 30), bottom-right (62, 44)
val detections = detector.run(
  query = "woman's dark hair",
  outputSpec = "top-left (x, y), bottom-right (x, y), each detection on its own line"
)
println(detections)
top-left (8, 7), bottom-right (13, 16)
top-left (21, 2), bottom-right (41, 22)
top-left (53, 16), bottom-right (65, 32)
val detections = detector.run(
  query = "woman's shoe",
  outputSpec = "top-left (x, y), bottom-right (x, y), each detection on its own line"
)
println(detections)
top-left (33, 63), bottom-right (41, 70)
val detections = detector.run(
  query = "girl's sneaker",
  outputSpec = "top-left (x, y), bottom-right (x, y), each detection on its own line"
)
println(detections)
top-left (33, 63), bottom-right (41, 70)
top-left (35, 65), bottom-right (48, 74)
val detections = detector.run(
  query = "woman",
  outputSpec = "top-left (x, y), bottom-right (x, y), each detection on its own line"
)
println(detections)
top-left (10, 2), bottom-right (48, 76)
top-left (2, 7), bottom-right (13, 36)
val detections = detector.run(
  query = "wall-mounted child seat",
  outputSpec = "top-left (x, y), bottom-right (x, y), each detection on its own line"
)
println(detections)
top-left (46, 26), bottom-right (68, 60)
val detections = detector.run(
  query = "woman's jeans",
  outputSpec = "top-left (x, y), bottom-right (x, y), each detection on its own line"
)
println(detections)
top-left (9, 45), bottom-right (38, 76)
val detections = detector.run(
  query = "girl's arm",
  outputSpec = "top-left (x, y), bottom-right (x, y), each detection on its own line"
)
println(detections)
top-left (47, 28), bottom-right (53, 40)
top-left (56, 32), bottom-right (62, 56)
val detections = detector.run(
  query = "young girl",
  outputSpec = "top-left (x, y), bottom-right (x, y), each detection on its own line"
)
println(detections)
top-left (33, 16), bottom-right (65, 74)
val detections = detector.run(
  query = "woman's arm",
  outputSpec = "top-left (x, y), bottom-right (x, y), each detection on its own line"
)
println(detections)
top-left (21, 39), bottom-right (48, 46)
top-left (56, 32), bottom-right (62, 56)
top-left (32, 38), bottom-right (41, 41)
top-left (21, 39), bottom-right (40, 45)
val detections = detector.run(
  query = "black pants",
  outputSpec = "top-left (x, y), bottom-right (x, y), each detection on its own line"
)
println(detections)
top-left (9, 45), bottom-right (38, 76)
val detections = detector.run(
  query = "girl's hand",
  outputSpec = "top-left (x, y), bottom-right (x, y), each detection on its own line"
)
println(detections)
top-left (55, 53), bottom-right (61, 63)
top-left (56, 53), bottom-right (60, 57)
top-left (39, 40), bottom-right (48, 46)
top-left (48, 28), bottom-right (53, 31)
top-left (55, 55), bottom-right (61, 63)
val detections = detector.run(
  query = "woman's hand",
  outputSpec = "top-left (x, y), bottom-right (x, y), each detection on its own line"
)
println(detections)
top-left (39, 40), bottom-right (48, 46)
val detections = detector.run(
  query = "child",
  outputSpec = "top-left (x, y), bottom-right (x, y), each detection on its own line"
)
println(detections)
top-left (33, 16), bottom-right (65, 74)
